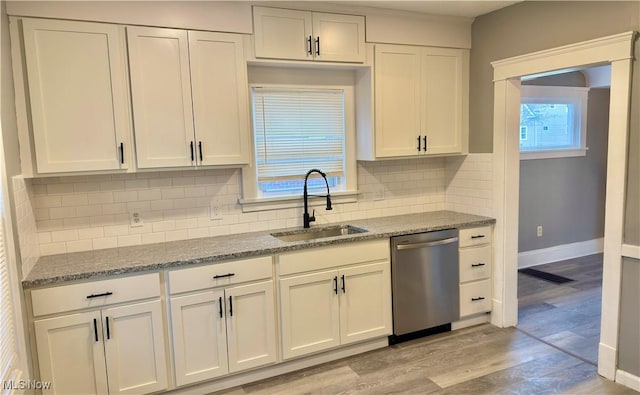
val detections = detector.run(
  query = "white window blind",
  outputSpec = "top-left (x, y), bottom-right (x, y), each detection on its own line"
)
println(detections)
top-left (252, 87), bottom-right (346, 184)
top-left (0, 205), bottom-right (17, 389)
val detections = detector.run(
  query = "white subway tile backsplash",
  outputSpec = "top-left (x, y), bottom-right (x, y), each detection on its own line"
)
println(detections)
top-left (18, 157), bottom-right (494, 259)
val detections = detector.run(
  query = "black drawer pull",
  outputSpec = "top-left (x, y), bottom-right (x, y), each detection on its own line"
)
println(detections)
top-left (218, 297), bottom-right (223, 318)
top-left (417, 136), bottom-right (421, 152)
top-left (471, 235), bottom-right (486, 239)
top-left (93, 318), bottom-right (99, 342)
top-left (471, 297), bottom-right (486, 301)
top-left (423, 135), bottom-right (427, 152)
top-left (307, 35), bottom-right (313, 55)
top-left (229, 296), bottom-right (233, 317)
top-left (471, 263), bottom-right (486, 267)
top-left (86, 292), bottom-right (113, 299)
top-left (105, 316), bottom-right (111, 340)
top-left (213, 273), bottom-right (235, 279)
top-left (119, 142), bottom-right (125, 164)
top-left (333, 276), bottom-right (338, 295)
top-left (341, 274), bottom-right (346, 293)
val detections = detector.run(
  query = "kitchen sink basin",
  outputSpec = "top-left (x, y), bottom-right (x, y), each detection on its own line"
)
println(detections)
top-left (271, 225), bottom-right (368, 242)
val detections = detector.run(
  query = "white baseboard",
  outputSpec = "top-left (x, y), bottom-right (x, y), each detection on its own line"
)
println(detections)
top-left (518, 238), bottom-right (604, 269)
top-left (598, 342), bottom-right (617, 380)
top-left (621, 244), bottom-right (640, 259)
top-left (616, 369), bottom-right (640, 392)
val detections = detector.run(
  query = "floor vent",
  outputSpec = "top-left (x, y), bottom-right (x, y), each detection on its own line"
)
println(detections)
top-left (518, 268), bottom-right (574, 284)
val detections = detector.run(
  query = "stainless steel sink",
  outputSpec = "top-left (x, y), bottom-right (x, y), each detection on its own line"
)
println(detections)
top-left (271, 225), bottom-right (368, 242)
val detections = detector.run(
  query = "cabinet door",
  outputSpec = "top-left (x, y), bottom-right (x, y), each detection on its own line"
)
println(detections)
top-left (22, 18), bottom-right (129, 173)
top-left (421, 47), bottom-right (465, 155)
top-left (127, 26), bottom-right (195, 168)
top-left (170, 290), bottom-right (228, 387)
top-left (103, 300), bottom-right (168, 394)
top-left (188, 31), bottom-right (251, 166)
top-left (339, 262), bottom-right (392, 345)
top-left (34, 311), bottom-right (108, 395)
top-left (280, 270), bottom-right (340, 360)
top-left (226, 281), bottom-right (277, 372)
top-left (312, 13), bottom-right (365, 63)
top-left (253, 6), bottom-right (313, 61)
top-left (374, 45), bottom-right (422, 158)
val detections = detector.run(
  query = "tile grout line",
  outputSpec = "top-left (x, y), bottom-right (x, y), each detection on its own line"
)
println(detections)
top-left (515, 327), bottom-right (597, 367)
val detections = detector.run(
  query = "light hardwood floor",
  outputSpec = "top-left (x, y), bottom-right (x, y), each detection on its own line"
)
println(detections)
top-left (215, 254), bottom-right (637, 394)
top-left (216, 328), bottom-right (635, 393)
top-left (518, 253), bottom-right (604, 365)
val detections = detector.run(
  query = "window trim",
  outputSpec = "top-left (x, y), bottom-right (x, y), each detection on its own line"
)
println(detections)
top-left (519, 85), bottom-right (590, 160)
top-left (240, 83), bottom-right (357, 212)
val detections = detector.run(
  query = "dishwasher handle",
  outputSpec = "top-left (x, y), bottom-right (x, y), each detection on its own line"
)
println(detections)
top-left (396, 237), bottom-right (459, 250)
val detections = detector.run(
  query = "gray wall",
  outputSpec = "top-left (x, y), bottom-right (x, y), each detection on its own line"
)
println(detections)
top-left (470, 1), bottom-right (640, 246)
top-left (518, 86), bottom-right (609, 252)
top-left (619, 258), bottom-right (640, 376)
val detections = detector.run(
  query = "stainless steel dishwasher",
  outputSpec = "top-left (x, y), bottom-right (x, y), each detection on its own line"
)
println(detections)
top-left (391, 229), bottom-right (460, 340)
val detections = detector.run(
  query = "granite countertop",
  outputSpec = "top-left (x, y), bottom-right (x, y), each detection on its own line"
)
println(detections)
top-left (23, 210), bottom-right (495, 288)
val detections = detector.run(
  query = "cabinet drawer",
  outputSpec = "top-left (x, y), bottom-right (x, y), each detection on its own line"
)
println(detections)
top-left (169, 256), bottom-right (272, 294)
top-left (278, 239), bottom-right (389, 276)
top-left (31, 273), bottom-right (160, 317)
top-left (459, 226), bottom-right (492, 247)
top-left (459, 245), bottom-right (492, 283)
top-left (460, 279), bottom-right (492, 317)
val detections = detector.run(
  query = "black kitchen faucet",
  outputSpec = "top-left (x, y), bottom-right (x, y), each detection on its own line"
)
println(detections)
top-left (302, 169), bottom-right (332, 228)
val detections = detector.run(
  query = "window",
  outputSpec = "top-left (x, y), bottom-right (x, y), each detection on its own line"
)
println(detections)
top-left (520, 126), bottom-right (528, 141)
top-left (520, 85), bottom-right (589, 160)
top-left (241, 84), bottom-right (357, 210)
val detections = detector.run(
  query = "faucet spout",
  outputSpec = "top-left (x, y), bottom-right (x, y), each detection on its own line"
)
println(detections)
top-left (303, 169), bottom-right (332, 228)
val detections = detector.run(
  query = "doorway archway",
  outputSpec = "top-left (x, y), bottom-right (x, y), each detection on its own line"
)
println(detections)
top-left (490, 31), bottom-right (637, 381)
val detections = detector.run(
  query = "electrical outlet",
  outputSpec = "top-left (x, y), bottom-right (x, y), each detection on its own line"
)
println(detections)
top-left (536, 226), bottom-right (543, 237)
top-left (209, 203), bottom-right (223, 221)
top-left (130, 212), bottom-right (144, 228)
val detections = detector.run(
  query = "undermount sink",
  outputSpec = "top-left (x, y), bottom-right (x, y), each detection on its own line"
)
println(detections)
top-left (271, 225), bottom-right (368, 242)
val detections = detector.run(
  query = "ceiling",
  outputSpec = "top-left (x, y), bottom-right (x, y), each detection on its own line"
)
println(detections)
top-left (336, 1), bottom-right (522, 18)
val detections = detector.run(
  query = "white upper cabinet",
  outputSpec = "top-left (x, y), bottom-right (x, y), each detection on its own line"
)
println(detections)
top-left (127, 26), bottom-right (195, 169)
top-left (189, 31), bottom-right (251, 166)
top-left (360, 43), bottom-right (469, 160)
top-left (253, 7), bottom-right (365, 63)
top-left (128, 26), bottom-right (250, 169)
top-left (21, 18), bottom-right (131, 173)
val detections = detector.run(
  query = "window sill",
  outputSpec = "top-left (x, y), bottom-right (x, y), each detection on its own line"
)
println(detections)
top-left (520, 147), bottom-right (588, 160)
top-left (238, 190), bottom-right (359, 213)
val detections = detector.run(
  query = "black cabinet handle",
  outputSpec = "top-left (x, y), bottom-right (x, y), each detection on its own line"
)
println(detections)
top-left (190, 141), bottom-right (195, 162)
top-left (119, 142), bottom-right (124, 164)
top-left (86, 292), bottom-right (113, 299)
top-left (218, 297), bottom-right (223, 318)
top-left (105, 316), bottom-right (110, 339)
top-left (471, 235), bottom-right (486, 239)
top-left (333, 276), bottom-right (338, 295)
top-left (423, 136), bottom-right (427, 152)
top-left (471, 297), bottom-right (486, 301)
top-left (417, 136), bottom-right (421, 152)
top-left (341, 275), bottom-right (346, 293)
top-left (93, 318), bottom-right (99, 342)
top-left (315, 36), bottom-right (320, 55)
top-left (213, 273), bottom-right (235, 279)
top-left (198, 141), bottom-right (203, 162)
top-left (471, 263), bottom-right (486, 267)
top-left (229, 296), bottom-right (233, 317)
top-left (307, 35), bottom-right (313, 55)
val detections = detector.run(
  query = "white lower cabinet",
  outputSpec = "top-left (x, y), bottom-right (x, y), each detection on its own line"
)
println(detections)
top-left (458, 226), bottom-right (493, 318)
top-left (168, 256), bottom-right (277, 387)
top-left (32, 277), bottom-right (168, 395)
top-left (278, 240), bottom-right (392, 360)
